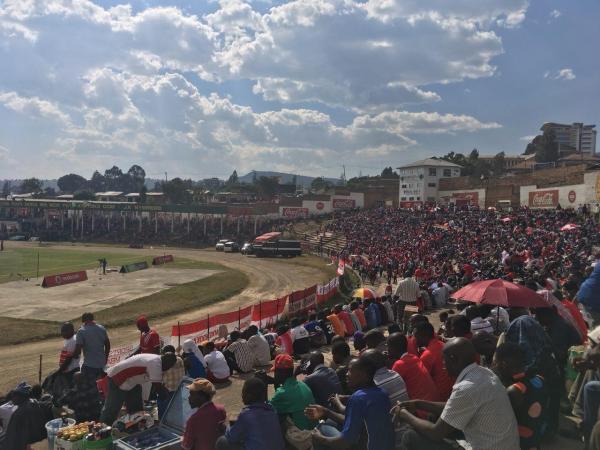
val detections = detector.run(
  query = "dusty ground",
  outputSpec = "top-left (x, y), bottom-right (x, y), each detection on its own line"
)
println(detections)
top-left (0, 267), bottom-right (219, 320)
top-left (0, 242), bottom-right (330, 394)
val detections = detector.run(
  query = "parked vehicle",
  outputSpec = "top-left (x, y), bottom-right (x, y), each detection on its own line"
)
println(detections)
top-left (215, 239), bottom-right (229, 251)
top-left (224, 241), bottom-right (240, 253)
top-left (241, 242), bottom-right (253, 255)
top-left (252, 239), bottom-right (302, 258)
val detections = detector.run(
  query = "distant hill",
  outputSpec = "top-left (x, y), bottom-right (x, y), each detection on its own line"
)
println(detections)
top-left (239, 171), bottom-right (339, 188)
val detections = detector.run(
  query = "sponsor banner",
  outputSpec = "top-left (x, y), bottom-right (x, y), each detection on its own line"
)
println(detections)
top-left (399, 201), bottom-right (423, 209)
top-left (171, 306), bottom-right (252, 346)
top-left (528, 190), bottom-right (559, 208)
top-left (288, 285), bottom-right (317, 316)
top-left (337, 259), bottom-right (345, 276)
top-left (332, 198), bottom-right (355, 209)
top-left (317, 277), bottom-right (339, 304)
top-left (251, 297), bottom-right (288, 326)
top-left (42, 270), bottom-right (88, 288)
top-left (120, 261), bottom-right (149, 273)
top-left (152, 255), bottom-right (174, 265)
top-left (451, 191), bottom-right (479, 204)
top-left (281, 207), bottom-right (309, 218)
top-left (106, 343), bottom-right (137, 367)
top-left (316, 202), bottom-right (325, 210)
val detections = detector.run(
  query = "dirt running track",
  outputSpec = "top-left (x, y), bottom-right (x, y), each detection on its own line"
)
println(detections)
top-left (0, 243), bottom-right (329, 394)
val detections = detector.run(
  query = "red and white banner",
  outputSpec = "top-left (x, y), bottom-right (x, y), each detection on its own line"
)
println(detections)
top-left (337, 259), bottom-right (345, 276)
top-left (281, 207), bottom-right (309, 218)
top-left (332, 198), bottom-right (355, 209)
top-left (317, 277), bottom-right (339, 304)
top-left (170, 306), bottom-right (252, 346)
top-left (42, 270), bottom-right (88, 288)
top-left (106, 343), bottom-right (137, 367)
top-left (251, 297), bottom-right (288, 327)
top-left (452, 192), bottom-right (479, 205)
top-left (288, 285), bottom-right (317, 316)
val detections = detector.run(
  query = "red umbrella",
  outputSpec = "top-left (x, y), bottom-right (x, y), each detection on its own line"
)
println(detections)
top-left (560, 223), bottom-right (580, 232)
top-left (451, 279), bottom-right (549, 308)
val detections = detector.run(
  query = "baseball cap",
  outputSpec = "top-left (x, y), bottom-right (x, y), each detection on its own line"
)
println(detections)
top-left (136, 316), bottom-right (148, 328)
top-left (187, 378), bottom-right (216, 396)
top-left (270, 354), bottom-right (294, 372)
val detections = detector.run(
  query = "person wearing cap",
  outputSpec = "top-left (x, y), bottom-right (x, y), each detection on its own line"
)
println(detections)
top-left (100, 352), bottom-right (176, 425)
top-left (133, 316), bottom-right (160, 355)
top-left (269, 354), bottom-right (316, 447)
top-left (215, 378), bottom-right (285, 450)
top-left (182, 378), bottom-right (227, 450)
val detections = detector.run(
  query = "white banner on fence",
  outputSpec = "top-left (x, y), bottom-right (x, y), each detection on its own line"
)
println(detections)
top-left (106, 343), bottom-right (137, 367)
top-left (171, 311), bottom-right (252, 347)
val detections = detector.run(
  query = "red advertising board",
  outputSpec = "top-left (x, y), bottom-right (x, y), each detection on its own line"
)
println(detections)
top-left (332, 198), bottom-right (356, 209)
top-left (42, 270), bottom-right (88, 288)
top-left (288, 285), bottom-right (317, 315)
top-left (528, 190), bottom-right (559, 208)
top-left (452, 191), bottom-right (479, 204)
top-left (281, 207), bottom-right (309, 218)
top-left (152, 254), bottom-right (174, 265)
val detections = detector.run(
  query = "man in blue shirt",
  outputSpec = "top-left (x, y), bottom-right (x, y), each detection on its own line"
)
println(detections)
top-left (365, 300), bottom-right (381, 330)
top-left (216, 378), bottom-right (285, 450)
top-left (305, 356), bottom-right (395, 450)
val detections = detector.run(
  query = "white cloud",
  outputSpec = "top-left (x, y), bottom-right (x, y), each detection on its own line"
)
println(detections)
top-left (549, 9), bottom-right (561, 20)
top-left (0, 0), bottom-right (518, 177)
top-left (545, 68), bottom-right (576, 81)
top-left (520, 135), bottom-right (536, 142)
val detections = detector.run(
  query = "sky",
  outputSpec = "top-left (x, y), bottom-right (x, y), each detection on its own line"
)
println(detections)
top-left (0, 0), bottom-right (598, 181)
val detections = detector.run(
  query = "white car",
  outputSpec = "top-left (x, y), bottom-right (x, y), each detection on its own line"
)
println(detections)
top-left (224, 241), bottom-right (240, 253)
top-left (215, 239), bottom-right (229, 251)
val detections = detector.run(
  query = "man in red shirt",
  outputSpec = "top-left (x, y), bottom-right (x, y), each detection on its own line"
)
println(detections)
top-left (182, 378), bottom-right (227, 450)
top-left (414, 322), bottom-right (455, 401)
top-left (388, 333), bottom-right (440, 402)
top-left (135, 316), bottom-right (160, 355)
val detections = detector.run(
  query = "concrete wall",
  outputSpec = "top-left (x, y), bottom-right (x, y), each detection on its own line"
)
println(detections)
top-left (520, 183), bottom-right (587, 208)
top-left (438, 189), bottom-right (486, 208)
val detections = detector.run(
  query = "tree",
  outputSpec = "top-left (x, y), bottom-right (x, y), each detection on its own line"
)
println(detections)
top-left (524, 130), bottom-right (559, 163)
top-left (139, 185), bottom-right (148, 204)
top-left (73, 190), bottom-right (95, 200)
top-left (381, 167), bottom-right (398, 178)
top-left (103, 166), bottom-right (124, 190)
top-left (57, 173), bottom-right (88, 193)
top-left (227, 170), bottom-right (238, 186)
top-left (127, 165), bottom-right (146, 192)
top-left (311, 177), bottom-right (333, 192)
top-left (256, 176), bottom-right (279, 199)
top-left (162, 178), bottom-right (192, 204)
top-left (43, 187), bottom-right (56, 197)
top-left (2, 181), bottom-right (11, 197)
top-left (20, 178), bottom-right (43, 194)
top-left (89, 171), bottom-right (106, 192)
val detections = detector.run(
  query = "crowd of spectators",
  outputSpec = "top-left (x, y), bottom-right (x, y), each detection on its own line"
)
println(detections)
top-left (4, 206), bottom-right (600, 450)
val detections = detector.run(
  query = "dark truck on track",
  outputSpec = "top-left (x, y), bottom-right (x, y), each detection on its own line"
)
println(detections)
top-left (251, 239), bottom-right (302, 257)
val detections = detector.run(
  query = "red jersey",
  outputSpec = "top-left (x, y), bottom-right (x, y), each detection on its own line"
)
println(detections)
top-left (337, 311), bottom-right (355, 336)
top-left (140, 329), bottom-right (160, 354)
top-left (392, 353), bottom-right (440, 402)
top-left (419, 338), bottom-right (455, 401)
top-left (181, 401), bottom-right (226, 450)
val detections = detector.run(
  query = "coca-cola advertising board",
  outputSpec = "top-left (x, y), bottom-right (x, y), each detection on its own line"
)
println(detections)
top-left (451, 192), bottom-right (479, 204)
top-left (281, 207), bottom-right (309, 218)
top-left (528, 190), bottom-right (559, 208)
top-left (332, 198), bottom-right (356, 209)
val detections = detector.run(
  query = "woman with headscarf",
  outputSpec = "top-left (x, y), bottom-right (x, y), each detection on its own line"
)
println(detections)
top-left (182, 339), bottom-right (207, 379)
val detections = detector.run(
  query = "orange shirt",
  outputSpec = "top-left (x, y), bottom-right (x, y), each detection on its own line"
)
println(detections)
top-left (327, 314), bottom-right (346, 337)
top-left (354, 309), bottom-right (367, 329)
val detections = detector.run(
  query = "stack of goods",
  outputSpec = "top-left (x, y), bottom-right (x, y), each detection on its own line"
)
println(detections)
top-left (55, 421), bottom-right (112, 450)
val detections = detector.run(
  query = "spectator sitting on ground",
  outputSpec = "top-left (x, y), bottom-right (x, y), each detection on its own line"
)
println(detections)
top-left (465, 306), bottom-right (494, 335)
top-left (269, 354), bottom-right (316, 449)
top-left (182, 339), bottom-right (207, 379)
top-left (182, 378), bottom-right (226, 450)
top-left (471, 331), bottom-right (498, 368)
top-left (160, 345), bottom-right (185, 418)
top-left (246, 325), bottom-right (271, 367)
top-left (276, 325), bottom-right (293, 356)
top-left (224, 331), bottom-right (254, 374)
top-left (291, 318), bottom-right (311, 356)
top-left (353, 331), bottom-right (366, 353)
top-left (306, 356), bottom-right (395, 450)
top-left (301, 351), bottom-right (342, 406)
top-left (203, 341), bottom-right (231, 384)
top-left (56, 371), bottom-right (102, 423)
top-left (365, 329), bottom-right (387, 353)
top-left (445, 315), bottom-right (472, 339)
top-left (216, 378), bottom-right (285, 450)
top-left (331, 341), bottom-right (352, 395)
top-left (361, 349), bottom-right (409, 406)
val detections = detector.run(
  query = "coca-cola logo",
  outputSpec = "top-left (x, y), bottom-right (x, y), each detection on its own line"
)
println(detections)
top-left (568, 191), bottom-right (576, 203)
top-left (281, 207), bottom-right (308, 218)
top-left (333, 198), bottom-right (355, 209)
top-left (316, 202), bottom-right (325, 210)
top-left (529, 190), bottom-right (558, 208)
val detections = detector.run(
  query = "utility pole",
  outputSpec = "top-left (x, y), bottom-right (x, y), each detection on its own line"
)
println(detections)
top-left (342, 165), bottom-right (346, 184)
top-left (165, 172), bottom-right (168, 183)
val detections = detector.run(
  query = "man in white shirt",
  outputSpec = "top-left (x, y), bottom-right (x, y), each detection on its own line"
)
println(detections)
top-left (393, 338), bottom-right (519, 450)
top-left (59, 322), bottom-right (80, 375)
top-left (204, 341), bottom-right (231, 384)
top-left (395, 273), bottom-right (421, 320)
top-left (100, 353), bottom-right (176, 425)
top-left (246, 325), bottom-right (272, 366)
